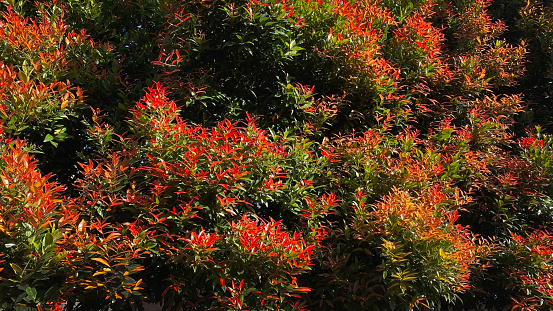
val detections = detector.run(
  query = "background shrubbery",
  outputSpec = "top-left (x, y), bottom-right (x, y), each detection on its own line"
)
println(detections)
top-left (1, 0), bottom-right (553, 310)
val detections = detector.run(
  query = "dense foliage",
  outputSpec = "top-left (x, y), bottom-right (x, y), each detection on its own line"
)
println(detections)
top-left (1, 0), bottom-right (553, 310)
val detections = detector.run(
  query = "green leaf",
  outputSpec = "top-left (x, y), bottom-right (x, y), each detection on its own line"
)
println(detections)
top-left (15, 291), bottom-right (27, 303)
top-left (142, 240), bottom-right (158, 250)
top-left (17, 70), bottom-right (29, 84)
top-left (44, 134), bottom-right (54, 143)
top-left (25, 287), bottom-right (37, 301)
top-left (44, 232), bottom-right (53, 247)
top-left (10, 263), bottom-right (23, 276)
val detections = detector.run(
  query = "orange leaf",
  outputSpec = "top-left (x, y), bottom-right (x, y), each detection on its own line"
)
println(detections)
top-left (77, 219), bottom-right (86, 235)
top-left (91, 258), bottom-right (110, 267)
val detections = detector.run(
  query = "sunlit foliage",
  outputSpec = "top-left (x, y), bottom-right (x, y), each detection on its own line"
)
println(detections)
top-left (1, 0), bottom-right (553, 310)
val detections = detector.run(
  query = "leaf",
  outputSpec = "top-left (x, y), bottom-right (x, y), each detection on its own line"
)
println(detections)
top-left (91, 258), bottom-right (111, 267)
top-left (44, 134), bottom-right (54, 143)
top-left (26, 286), bottom-right (37, 301)
top-left (10, 263), bottom-right (23, 276)
top-left (93, 269), bottom-right (111, 276)
top-left (43, 232), bottom-right (53, 247)
top-left (1, 175), bottom-right (9, 187)
top-left (17, 70), bottom-right (29, 83)
top-left (133, 278), bottom-right (143, 290)
top-left (15, 291), bottom-right (27, 303)
top-left (142, 240), bottom-right (158, 250)
top-left (77, 220), bottom-right (86, 235)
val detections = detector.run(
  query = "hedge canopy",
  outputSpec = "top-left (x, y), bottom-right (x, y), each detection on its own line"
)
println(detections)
top-left (1, 0), bottom-right (553, 310)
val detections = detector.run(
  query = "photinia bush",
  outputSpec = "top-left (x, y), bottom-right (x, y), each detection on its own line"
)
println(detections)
top-left (0, 138), bottom-right (66, 310)
top-left (2, 0), bottom-right (553, 310)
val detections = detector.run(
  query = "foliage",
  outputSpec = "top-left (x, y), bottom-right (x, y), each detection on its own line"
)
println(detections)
top-left (1, 0), bottom-right (553, 310)
top-left (490, 0), bottom-right (553, 132)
